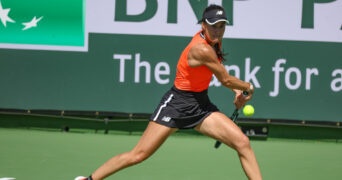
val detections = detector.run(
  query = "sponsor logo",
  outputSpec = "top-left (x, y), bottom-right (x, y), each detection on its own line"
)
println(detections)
top-left (216, 10), bottom-right (223, 16)
top-left (1, 0), bottom-right (341, 51)
top-left (0, 0), bottom-right (85, 51)
top-left (162, 116), bottom-right (172, 122)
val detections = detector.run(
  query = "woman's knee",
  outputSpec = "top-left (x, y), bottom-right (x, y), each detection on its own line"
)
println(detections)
top-left (232, 134), bottom-right (251, 152)
top-left (128, 150), bottom-right (150, 165)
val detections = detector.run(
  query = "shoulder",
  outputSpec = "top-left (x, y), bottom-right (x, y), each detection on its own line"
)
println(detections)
top-left (189, 43), bottom-right (217, 62)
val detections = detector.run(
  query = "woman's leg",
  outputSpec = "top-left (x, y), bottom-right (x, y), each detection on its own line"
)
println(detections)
top-left (91, 121), bottom-right (177, 180)
top-left (195, 112), bottom-right (262, 180)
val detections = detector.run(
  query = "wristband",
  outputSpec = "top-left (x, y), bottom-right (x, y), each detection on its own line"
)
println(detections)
top-left (249, 83), bottom-right (254, 92)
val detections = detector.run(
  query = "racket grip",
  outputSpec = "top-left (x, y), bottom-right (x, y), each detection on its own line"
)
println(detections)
top-left (242, 91), bottom-right (249, 96)
top-left (214, 141), bottom-right (221, 148)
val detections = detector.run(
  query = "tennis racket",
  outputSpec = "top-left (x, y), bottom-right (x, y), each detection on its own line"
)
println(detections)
top-left (214, 91), bottom-right (249, 149)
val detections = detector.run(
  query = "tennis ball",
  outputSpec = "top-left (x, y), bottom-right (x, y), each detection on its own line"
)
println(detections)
top-left (243, 105), bottom-right (254, 117)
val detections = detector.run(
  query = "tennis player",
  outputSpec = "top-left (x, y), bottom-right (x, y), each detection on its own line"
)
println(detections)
top-left (76, 4), bottom-right (262, 180)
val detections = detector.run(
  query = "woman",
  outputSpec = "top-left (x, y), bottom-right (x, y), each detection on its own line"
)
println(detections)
top-left (76, 4), bottom-right (262, 180)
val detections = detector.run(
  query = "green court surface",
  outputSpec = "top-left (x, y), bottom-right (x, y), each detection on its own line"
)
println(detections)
top-left (0, 128), bottom-right (341, 180)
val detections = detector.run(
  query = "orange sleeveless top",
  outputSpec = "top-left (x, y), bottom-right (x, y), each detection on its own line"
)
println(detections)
top-left (174, 31), bottom-right (221, 92)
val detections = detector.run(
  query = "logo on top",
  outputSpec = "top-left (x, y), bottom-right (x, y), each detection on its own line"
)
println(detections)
top-left (216, 10), bottom-right (223, 15)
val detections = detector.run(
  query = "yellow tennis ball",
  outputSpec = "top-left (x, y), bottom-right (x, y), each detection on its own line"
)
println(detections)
top-left (243, 105), bottom-right (254, 117)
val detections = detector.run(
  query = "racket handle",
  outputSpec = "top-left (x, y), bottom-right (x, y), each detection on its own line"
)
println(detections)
top-left (242, 91), bottom-right (249, 96)
top-left (214, 141), bottom-right (222, 149)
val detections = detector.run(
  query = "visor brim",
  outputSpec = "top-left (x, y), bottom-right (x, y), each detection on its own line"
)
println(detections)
top-left (205, 18), bottom-right (229, 25)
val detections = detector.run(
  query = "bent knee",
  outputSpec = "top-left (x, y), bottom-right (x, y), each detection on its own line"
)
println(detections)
top-left (129, 151), bottom-right (150, 165)
top-left (232, 134), bottom-right (251, 152)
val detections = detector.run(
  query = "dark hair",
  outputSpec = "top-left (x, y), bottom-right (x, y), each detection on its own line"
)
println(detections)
top-left (214, 43), bottom-right (227, 62)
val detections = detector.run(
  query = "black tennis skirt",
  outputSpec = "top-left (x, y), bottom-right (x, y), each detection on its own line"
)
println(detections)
top-left (150, 86), bottom-right (219, 129)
